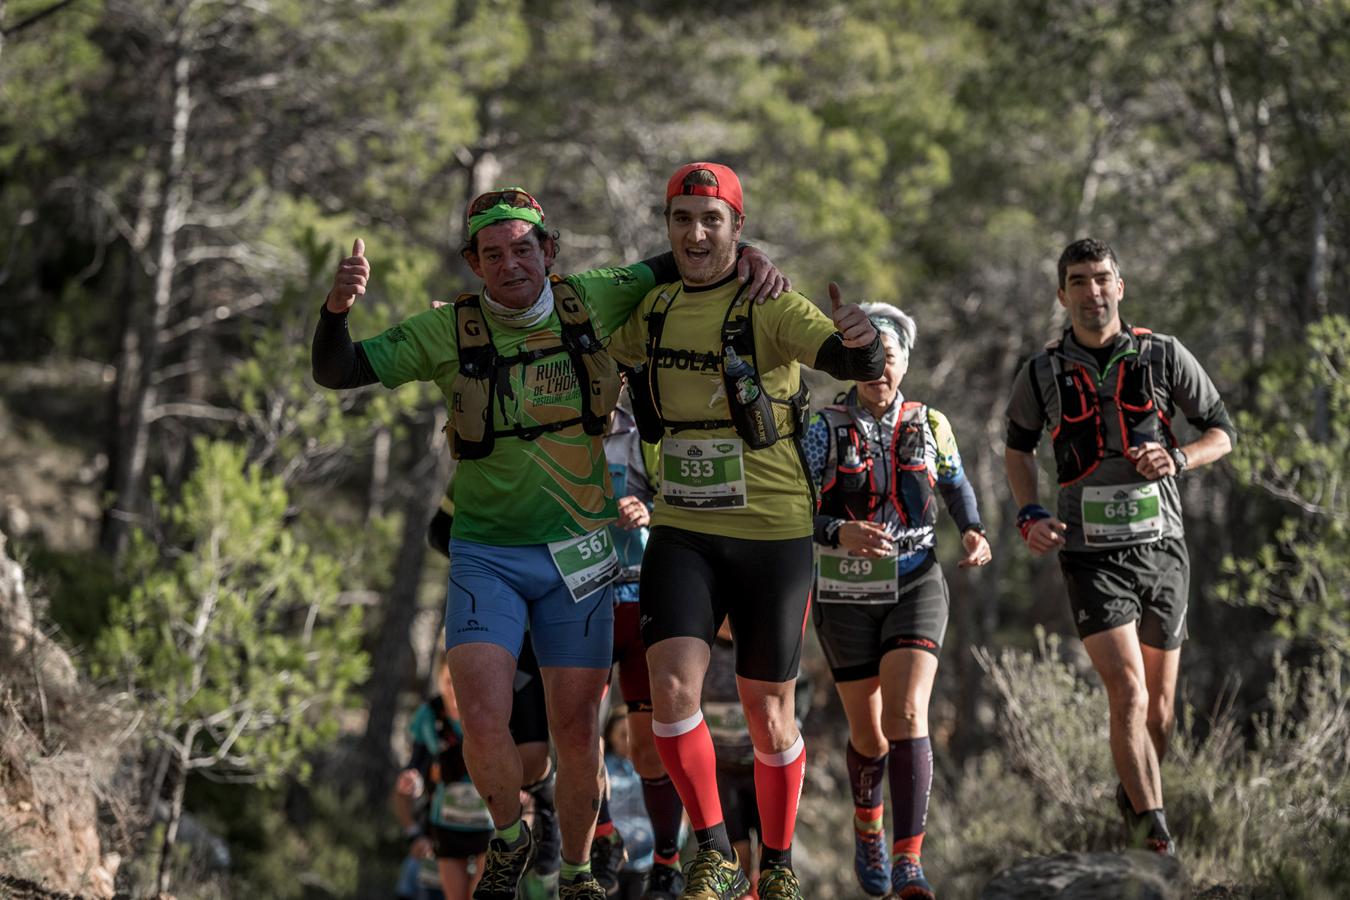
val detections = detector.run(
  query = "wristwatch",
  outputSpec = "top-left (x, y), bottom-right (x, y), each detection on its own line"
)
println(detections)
top-left (963, 523), bottom-right (987, 537)
top-left (1169, 446), bottom-right (1189, 474)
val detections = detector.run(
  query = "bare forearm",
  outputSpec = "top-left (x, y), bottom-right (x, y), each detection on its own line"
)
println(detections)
top-left (1179, 427), bottom-right (1232, 470)
top-left (1004, 446), bottom-right (1042, 509)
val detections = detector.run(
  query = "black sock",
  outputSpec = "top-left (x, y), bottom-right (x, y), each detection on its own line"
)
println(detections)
top-left (694, 823), bottom-right (733, 858)
top-left (642, 774), bottom-right (686, 860)
top-left (1142, 808), bottom-right (1171, 840)
top-left (761, 844), bottom-right (792, 870)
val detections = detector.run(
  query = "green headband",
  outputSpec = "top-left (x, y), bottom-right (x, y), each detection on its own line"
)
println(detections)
top-left (467, 203), bottom-right (545, 238)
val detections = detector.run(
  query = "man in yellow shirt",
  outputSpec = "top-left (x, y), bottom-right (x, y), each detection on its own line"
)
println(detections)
top-left (610, 162), bottom-right (884, 899)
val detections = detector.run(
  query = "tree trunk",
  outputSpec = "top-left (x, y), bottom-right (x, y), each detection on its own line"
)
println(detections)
top-left (356, 410), bottom-right (451, 798)
top-left (155, 737), bottom-right (192, 896)
top-left (103, 40), bottom-right (192, 558)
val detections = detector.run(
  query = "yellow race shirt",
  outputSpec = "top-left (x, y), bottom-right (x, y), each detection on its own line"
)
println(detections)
top-left (609, 275), bottom-right (839, 540)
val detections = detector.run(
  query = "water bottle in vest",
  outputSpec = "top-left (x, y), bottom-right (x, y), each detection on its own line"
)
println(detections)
top-left (723, 345), bottom-right (776, 449)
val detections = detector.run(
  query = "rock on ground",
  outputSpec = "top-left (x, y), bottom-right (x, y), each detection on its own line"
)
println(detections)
top-left (981, 851), bottom-right (1186, 900)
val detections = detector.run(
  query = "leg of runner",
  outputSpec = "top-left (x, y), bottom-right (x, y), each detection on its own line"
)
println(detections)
top-left (614, 605), bottom-right (685, 896)
top-left (736, 676), bottom-right (805, 877)
top-left (1140, 644), bottom-right (1180, 760)
top-left (835, 678), bottom-right (891, 898)
top-left (878, 649), bottom-right (937, 900)
top-left (648, 638), bottom-right (728, 848)
top-left (439, 857), bottom-right (472, 899)
top-left (1083, 624), bottom-right (1163, 814)
top-left (449, 644), bottom-right (526, 825)
top-left (541, 666), bottom-right (610, 875)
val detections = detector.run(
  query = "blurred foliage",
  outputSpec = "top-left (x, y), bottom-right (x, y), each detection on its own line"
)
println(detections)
top-left (1218, 315), bottom-right (1350, 655)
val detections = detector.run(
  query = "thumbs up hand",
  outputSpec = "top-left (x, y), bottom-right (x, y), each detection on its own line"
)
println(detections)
top-left (326, 238), bottom-right (370, 314)
top-left (829, 282), bottom-right (876, 348)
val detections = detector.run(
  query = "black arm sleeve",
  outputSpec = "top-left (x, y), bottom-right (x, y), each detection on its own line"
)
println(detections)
top-left (813, 514), bottom-right (843, 547)
top-left (937, 477), bottom-right (981, 533)
top-left (812, 333), bottom-right (885, 382)
top-left (1005, 420), bottom-right (1042, 452)
top-left (638, 251), bottom-right (680, 285)
top-left (312, 304), bottom-right (379, 389)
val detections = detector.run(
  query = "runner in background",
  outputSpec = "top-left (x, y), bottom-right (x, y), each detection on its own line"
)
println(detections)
top-left (804, 303), bottom-right (991, 899)
top-left (602, 709), bottom-right (657, 900)
top-left (1004, 238), bottom-right (1234, 855)
top-left (394, 652), bottom-right (493, 898)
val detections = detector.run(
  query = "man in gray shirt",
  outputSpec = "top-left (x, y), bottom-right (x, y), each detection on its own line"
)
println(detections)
top-left (1003, 238), bottom-right (1235, 855)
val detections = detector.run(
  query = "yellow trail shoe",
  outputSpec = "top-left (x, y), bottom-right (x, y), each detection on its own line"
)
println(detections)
top-left (757, 865), bottom-right (803, 899)
top-left (679, 848), bottom-right (750, 899)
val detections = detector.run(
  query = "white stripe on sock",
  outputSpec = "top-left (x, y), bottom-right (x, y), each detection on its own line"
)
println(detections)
top-left (754, 734), bottom-right (805, 767)
top-left (651, 709), bottom-right (704, 738)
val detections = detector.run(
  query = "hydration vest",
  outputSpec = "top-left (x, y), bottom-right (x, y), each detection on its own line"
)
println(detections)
top-left (1044, 326), bottom-right (1177, 485)
top-left (819, 401), bottom-right (938, 540)
top-left (625, 283), bottom-right (815, 500)
top-left (447, 275), bottom-right (619, 460)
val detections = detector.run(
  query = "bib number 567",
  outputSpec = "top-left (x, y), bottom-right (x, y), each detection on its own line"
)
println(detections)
top-left (576, 533), bottom-right (607, 560)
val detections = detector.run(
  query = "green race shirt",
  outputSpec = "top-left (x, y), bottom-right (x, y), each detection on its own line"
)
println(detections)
top-left (361, 265), bottom-right (656, 545)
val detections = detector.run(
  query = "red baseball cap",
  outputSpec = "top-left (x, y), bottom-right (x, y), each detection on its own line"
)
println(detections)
top-left (665, 162), bottom-right (743, 217)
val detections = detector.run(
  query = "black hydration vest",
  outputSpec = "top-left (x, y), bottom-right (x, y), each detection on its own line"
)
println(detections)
top-left (624, 283), bottom-right (815, 501)
top-left (447, 275), bottom-right (619, 460)
top-left (1046, 326), bottom-right (1177, 485)
top-left (818, 401), bottom-right (938, 536)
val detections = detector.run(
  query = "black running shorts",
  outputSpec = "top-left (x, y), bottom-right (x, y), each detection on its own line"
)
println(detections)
top-left (639, 526), bottom-right (813, 684)
top-left (1058, 537), bottom-right (1190, 650)
top-left (431, 824), bottom-right (491, 859)
top-left (812, 554), bottom-right (949, 683)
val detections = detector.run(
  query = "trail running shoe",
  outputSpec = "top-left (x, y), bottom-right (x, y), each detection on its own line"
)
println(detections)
top-left (590, 831), bottom-right (626, 894)
top-left (641, 861), bottom-right (685, 898)
top-left (680, 848), bottom-right (751, 899)
top-left (757, 865), bottom-right (803, 899)
top-left (532, 794), bottom-right (562, 876)
top-left (854, 825), bottom-right (892, 897)
top-left (892, 852), bottom-right (935, 900)
top-left (559, 872), bottom-right (608, 899)
top-left (472, 820), bottom-right (535, 899)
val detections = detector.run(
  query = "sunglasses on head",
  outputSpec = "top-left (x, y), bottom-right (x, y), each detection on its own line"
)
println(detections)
top-left (467, 188), bottom-right (543, 219)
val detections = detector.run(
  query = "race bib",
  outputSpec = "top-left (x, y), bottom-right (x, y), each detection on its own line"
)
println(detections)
top-left (433, 780), bottom-right (492, 830)
top-left (1081, 482), bottom-right (1163, 546)
top-left (548, 529), bottom-right (619, 602)
top-left (660, 438), bottom-right (747, 510)
top-left (816, 546), bottom-right (899, 604)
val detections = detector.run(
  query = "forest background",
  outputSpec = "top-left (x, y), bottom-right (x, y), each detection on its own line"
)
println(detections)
top-left (0, 0), bottom-right (1347, 897)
